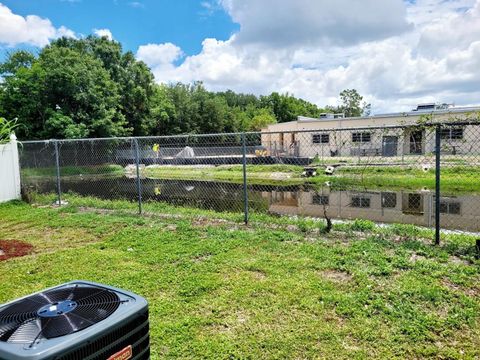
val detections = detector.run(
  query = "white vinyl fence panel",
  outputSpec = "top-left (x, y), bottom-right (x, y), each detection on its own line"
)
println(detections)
top-left (0, 135), bottom-right (21, 202)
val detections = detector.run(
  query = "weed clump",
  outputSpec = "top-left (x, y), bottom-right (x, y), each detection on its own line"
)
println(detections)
top-left (351, 219), bottom-right (376, 231)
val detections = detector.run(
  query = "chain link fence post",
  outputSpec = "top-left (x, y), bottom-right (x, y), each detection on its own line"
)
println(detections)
top-left (242, 133), bottom-right (249, 224)
top-left (435, 125), bottom-right (441, 245)
top-left (133, 138), bottom-right (143, 215)
top-left (53, 139), bottom-right (62, 205)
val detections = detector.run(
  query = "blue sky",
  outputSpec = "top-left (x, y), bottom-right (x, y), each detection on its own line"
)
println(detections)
top-left (0, 0), bottom-right (237, 57)
top-left (0, 0), bottom-right (479, 112)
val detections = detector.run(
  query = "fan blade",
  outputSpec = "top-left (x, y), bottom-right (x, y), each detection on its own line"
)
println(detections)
top-left (0, 299), bottom-right (45, 322)
top-left (71, 303), bottom-right (119, 324)
top-left (8, 319), bottom-right (42, 344)
top-left (38, 288), bottom-right (78, 304)
top-left (71, 288), bottom-right (109, 303)
top-left (0, 310), bottom-right (38, 325)
top-left (40, 313), bottom-right (85, 338)
top-left (66, 284), bottom-right (79, 300)
top-left (0, 285), bottom-right (122, 340)
top-left (0, 317), bottom-right (38, 343)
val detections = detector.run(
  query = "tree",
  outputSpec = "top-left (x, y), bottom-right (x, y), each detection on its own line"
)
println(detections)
top-left (39, 45), bottom-right (129, 138)
top-left (49, 36), bottom-right (155, 136)
top-left (43, 112), bottom-right (88, 139)
top-left (148, 84), bottom-right (176, 135)
top-left (260, 92), bottom-right (324, 123)
top-left (0, 36), bottom-right (158, 139)
top-left (336, 89), bottom-right (371, 117)
top-left (246, 108), bottom-right (277, 131)
top-left (0, 50), bottom-right (35, 76)
top-left (0, 36), bottom-right (332, 138)
top-left (0, 59), bottom-right (47, 138)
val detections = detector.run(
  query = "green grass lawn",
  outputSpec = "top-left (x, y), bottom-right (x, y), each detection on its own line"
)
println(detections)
top-left (21, 164), bottom-right (124, 178)
top-left (0, 197), bottom-right (479, 359)
top-left (313, 165), bottom-right (480, 193)
top-left (144, 164), bottom-right (306, 186)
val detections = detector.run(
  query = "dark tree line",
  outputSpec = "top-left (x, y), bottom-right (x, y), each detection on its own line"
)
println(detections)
top-left (0, 36), bottom-right (368, 140)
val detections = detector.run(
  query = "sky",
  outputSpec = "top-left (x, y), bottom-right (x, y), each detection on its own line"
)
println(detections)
top-left (0, 0), bottom-right (479, 113)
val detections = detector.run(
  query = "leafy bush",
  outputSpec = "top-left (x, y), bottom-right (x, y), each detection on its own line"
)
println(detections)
top-left (351, 219), bottom-right (376, 231)
top-left (0, 117), bottom-right (17, 144)
top-left (389, 224), bottom-right (421, 237)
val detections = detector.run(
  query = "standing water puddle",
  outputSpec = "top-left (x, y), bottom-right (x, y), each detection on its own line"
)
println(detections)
top-left (24, 176), bottom-right (480, 232)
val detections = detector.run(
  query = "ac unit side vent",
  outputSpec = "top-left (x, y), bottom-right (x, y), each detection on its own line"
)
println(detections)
top-left (56, 311), bottom-right (149, 360)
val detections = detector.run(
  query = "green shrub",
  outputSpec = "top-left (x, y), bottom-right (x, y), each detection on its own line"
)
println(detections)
top-left (351, 219), bottom-right (376, 231)
top-left (0, 117), bottom-right (18, 144)
top-left (390, 224), bottom-right (421, 237)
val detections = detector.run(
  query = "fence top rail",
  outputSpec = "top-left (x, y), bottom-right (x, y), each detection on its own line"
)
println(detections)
top-left (18, 120), bottom-right (480, 144)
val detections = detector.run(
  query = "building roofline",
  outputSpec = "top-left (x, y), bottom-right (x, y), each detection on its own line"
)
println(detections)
top-left (296, 106), bottom-right (480, 123)
top-left (260, 120), bottom-right (479, 135)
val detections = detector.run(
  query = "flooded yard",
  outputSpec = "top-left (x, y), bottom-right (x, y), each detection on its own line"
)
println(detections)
top-left (24, 176), bottom-right (480, 233)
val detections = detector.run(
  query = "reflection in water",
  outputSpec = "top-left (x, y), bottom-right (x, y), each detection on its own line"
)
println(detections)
top-left (24, 177), bottom-right (480, 232)
top-left (264, 189), bottom-right (479, 232)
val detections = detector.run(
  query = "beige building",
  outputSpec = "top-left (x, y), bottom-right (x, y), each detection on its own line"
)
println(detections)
top-left (261, 104), bottom-right (480, 158)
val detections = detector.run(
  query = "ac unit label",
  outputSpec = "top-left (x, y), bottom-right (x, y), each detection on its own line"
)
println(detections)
top-left (107, 345), bottom-right (132, 360)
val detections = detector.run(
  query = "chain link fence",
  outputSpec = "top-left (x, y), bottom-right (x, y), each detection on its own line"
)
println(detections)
top-left (19, 122), bottom-right (480, 240)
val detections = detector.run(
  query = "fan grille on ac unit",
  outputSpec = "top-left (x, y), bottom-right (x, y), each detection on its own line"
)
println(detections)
top-left (0, 285), bottom-right (125, 347)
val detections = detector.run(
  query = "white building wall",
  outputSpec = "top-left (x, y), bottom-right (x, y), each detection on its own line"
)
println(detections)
top-left (261, 108), bottom-right (480, 158)
top-left (0, 135), bottom-right (21, 202)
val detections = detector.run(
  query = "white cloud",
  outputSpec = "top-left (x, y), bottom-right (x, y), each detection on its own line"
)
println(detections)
top-left (417, 1), bottom-right (480, 58)
top-left (128, 2), bottom-right (145, 8)
top-left (0, 3), bottom-right (75, 47)
top-left (220, 0), bottom-right (411, 47)
top-left (137, 0), bottom-right (480, 113)
top-left (199, 1), bottom-right (222, 17)
top-left (93, 28), bottom-right (113, 40)
top-left (137, 43), bottom-right (183, 65)
top-left (137, 43), bottom-right (184, 82)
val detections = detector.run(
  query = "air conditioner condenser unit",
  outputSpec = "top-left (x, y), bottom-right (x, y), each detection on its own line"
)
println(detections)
top-left (0, 281), bottom-right (149, 360)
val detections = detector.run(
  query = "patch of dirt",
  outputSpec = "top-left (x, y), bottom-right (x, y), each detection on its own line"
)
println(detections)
top-left (192, 253), bottom-right (212, 263)
top-left (246, 268), bottom-right (267, 280)
top-left (204, 310), bottom-right (250, 335)
top-left (384, 248), bottom-right (396, 256)
top-left (323, 311), bottom-right (346, 327)
top-left (207, 323), bottom-right (231, 334)
top-left (191, 218), bottom-right (229, 227)
top-left (236, 311), bottom-right (249, 324)
top-left (242, 266), bottom-right (267, 280)
top-left (0, 240), bottom-right (34, 261)
top-left (78, 207), bottom-right (117, 215)
top-left (448, 256), bottom-right (471, 265)
top-left (441, 278), bottom-right (480, 297)
top-left (318, 269), bottom-right (352, 283)
top-left (76, 207), bottom-right (239, 229)
top-left (165, 224), bottom-right (177, 231)
top-left (0, 222), bottom-right (37, 233)
top-left (409, 253), bottom-right (426, 262)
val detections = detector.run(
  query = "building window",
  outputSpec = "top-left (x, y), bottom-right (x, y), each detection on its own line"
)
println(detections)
top-left (313, 134), bottom-right (329, 144)
top-left (440, 127), bottom-right (464, 140)
top-left (312, 194), bottom-right (329, 205)
top-left (351, 196), bottom-right (370, 208)
top-left (403, 193), bottom-right (424, 215)
top-left (381, 192), bottom-right (397, 208)
top-left (352, 132), bottom-right (371, 143)
top-left (439, 201), bottom-right (461, 215)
